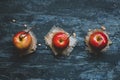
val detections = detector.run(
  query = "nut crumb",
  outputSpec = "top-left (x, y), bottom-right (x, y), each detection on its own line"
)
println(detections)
top-left (101, 26), bottom-right (106, 30)
top-left (38, 43), bottom-right (41, 46)
top-left (73, 33), bottom-right (76, 37)
top-left (88, 29), bottom-right (91, 31)
top-left (24, 24), bottom-right (27, 27)
top-left (12, 19), bottom-right (16, 22)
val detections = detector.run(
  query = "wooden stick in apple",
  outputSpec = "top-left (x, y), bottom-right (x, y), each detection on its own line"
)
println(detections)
top-left (13, 26), bottom-right (37, 55)
top-left (45, 26), bottom-right (77, 56)
top-left (85, 26), bottom-right (112, 54)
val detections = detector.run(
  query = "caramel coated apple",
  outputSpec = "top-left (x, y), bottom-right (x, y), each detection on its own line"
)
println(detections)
top-left (52, 32), bottom-right (69, 49)
top-left (13, 28), bottom-right (37, 55)
top-left (89, 31), bottom-right (108, 51)
top-left (85, 27), bottom-right (112, 53)
top-left (45, 26), bottom-right (77, 56)
top-left (13, 31), bottom-right (32, 50)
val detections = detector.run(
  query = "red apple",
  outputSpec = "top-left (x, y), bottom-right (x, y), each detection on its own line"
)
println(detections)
top-left (52, 32), bottom-right (69, 49)
top-left (13, 31), bottom-right (32, 50)
top-left (89, 31), bottom-right (108, 51)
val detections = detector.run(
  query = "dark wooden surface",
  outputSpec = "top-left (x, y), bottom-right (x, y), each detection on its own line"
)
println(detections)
top-left (0, 0), bottom-right (120, 80)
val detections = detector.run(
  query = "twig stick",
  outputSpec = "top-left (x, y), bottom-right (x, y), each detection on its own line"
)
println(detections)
top-left (66, 30), bottom-right (74, 40)
top-left (19, 26), bottom-right (35, 39)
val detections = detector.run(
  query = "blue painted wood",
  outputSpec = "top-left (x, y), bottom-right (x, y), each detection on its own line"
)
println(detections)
top-left (0, 0), bottom-right (120, 80)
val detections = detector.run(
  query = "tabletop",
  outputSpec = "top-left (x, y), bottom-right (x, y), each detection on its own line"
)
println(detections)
top-left (0, 0), bottom-right (120, 80)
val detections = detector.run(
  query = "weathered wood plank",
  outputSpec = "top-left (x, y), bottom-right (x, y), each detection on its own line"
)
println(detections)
top-left (0, 0), bottom-right (120, 80)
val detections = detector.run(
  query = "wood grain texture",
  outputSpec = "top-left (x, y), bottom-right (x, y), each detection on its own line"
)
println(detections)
top-left (0, 0), bottom-right (120, 80)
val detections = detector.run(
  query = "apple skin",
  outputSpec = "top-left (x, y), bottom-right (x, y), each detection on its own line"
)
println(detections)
top-left (89, 31), bottom-right (108, 51)
top-left (13, 31), bottom-right (32, 50)
top-left (52, 32), bottom-right (69, 49)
